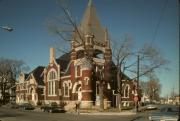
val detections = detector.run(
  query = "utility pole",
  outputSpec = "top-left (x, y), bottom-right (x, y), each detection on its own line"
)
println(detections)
top-left (137, 55), bottom-right (139, 91)
top-left (135, 54), bottom-right (140, 112)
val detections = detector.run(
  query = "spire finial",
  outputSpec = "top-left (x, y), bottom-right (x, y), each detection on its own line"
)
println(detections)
top-left (105, 28), bottom-right (110, 48)
top-left (88, 0), bottom-right (93, 6)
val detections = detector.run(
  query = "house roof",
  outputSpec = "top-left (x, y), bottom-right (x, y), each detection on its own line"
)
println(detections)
top-left (109, 61), bottom-right (132, 81)
top-left (30, 66), bottom-right (45, 85)
top-left (56, 52), bottom-right (71, 75)
top-left (24, 74), bottom-right (29, 80)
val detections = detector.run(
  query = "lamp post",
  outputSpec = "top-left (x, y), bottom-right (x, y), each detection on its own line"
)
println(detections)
top-left (0, 26), bottom-right (13, 32)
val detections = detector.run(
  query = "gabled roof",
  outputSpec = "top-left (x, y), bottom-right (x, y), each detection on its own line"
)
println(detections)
top-left (109, 61), bottom-right (132, 81)
top-left (30, 66), bottom-right (45, 85)
top-left (56, 52), bottom-right (71, 73)
top-left (76, 0), bottom-right (106, 44)
top-left (24, 74), bottom-right (29, 80)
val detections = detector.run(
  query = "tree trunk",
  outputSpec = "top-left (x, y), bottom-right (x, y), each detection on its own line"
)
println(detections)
top-left (117, 93), bottom-right (122, 111)
top-left (2, 83), bottom-right (6, 104)
top-left (117, 67), bottom-right (122, 111)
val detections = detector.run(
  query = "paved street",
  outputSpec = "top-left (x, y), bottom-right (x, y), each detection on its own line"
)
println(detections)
top-left (0, 107), bottom-right (151, 121)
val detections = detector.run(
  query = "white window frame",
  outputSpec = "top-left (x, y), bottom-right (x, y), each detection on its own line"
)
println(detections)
top-left (122, 84), bottom-right (130, 98)
top-left (47, 69), bottom-right (57, 96)
top-left (63, 80), bottom-right (72, 97)
top-left (84, 77), bottom-right (89, 85)
top-left (63, 82), bottom-right (69, 97)
top-left (75, 65), bottom-right (82, 78)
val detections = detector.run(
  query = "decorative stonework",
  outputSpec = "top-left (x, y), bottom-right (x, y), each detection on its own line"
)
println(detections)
top-left (74, 57), bottom-right (92, 69)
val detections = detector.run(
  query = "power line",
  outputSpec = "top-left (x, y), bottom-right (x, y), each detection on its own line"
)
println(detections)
top-left (151, 0), bottom-right (168, 45)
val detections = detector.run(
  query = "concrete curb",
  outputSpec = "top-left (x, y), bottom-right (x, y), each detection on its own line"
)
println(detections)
top-left (79, 111), bottom-right (136, 116)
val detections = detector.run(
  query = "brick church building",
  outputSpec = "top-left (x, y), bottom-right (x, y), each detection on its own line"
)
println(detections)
top-left (16, 0), bottom-right (137, 109)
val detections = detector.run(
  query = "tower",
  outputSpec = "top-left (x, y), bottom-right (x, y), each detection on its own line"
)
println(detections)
top-left (70, 0), bottom-right (112, 108)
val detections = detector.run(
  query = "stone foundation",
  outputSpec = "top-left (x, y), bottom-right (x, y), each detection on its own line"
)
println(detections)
top-left (80, 101), bottom-right (93, 108)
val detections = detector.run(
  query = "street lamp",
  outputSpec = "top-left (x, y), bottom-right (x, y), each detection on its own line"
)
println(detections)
top-left (0, 26), bottom-right (13, 32)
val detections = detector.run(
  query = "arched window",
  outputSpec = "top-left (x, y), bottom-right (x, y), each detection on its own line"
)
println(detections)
top-left (94, 50), bottom-right (104, 59)
top-left (64, 83), bottom-right (69, 96)
top-left (63, 80), bottom-right (72, 97)
top-left (49, 71), bottom-right (56, 80)
top-left (84, 77), bottom-right (90, 85)
top-left (47, 69), bottom-right (57, 96)
top-left (63, 81), bottom-right (70, 97)
top-left (123, 84), bottom-right (130, 98)
top-left (125, 86), bottom-right (129, 97)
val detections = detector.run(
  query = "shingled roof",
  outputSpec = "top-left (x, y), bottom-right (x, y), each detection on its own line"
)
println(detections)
top-left (31, 66), bottom-right (45, 85)
top-left (75, 0), bottom-right (106, 44)
top-left (24, 74), bottom-right (29, 80)
top-left (109, 61), bottom-right (132, 81)
top-left (56, 52), bottom-right (71, 74)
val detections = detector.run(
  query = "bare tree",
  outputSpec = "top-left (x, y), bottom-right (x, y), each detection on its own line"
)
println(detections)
top-left (112, 35), bottom-right (168, 111)
top-left (146, 80), bottom-right (161, 102)
top-left (45, 0), bottom-right (84, 55)
top-left (0, 57), bottom-right (29, 104)
top-left (140, 76), bottom-right (162, 103)
top-left (111, 35), bottom-right (133, 111)
top-left (170, 85), bottom-right (176, 100)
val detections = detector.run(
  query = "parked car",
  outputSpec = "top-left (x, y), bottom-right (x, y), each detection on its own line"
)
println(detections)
top-left (19, 103), bottom-right (35, 110)
top-left (10, 103), bottom-right (19, 109)
top-left (148, 106), bottom-right (179, 121)
top-left (41, 102), bottom-right (65, 113)
top-left (2, 102), bottom-right (19, 109)
top-left (43, 106), bottom-right (65, 113)
top-left (146, 104), bottom-right (158, 110)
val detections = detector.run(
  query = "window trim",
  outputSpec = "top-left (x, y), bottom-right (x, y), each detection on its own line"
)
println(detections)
top-left (47, 69), bottom-right (57, 96)
top-left (84, 77), bottom-right (89, 85)
top-left (63, 80), bottom-right (71, 97)
top-left (122, 84), bottom-right (130, 98)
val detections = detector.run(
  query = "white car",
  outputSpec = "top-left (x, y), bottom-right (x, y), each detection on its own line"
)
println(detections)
top-left (146, 104), bottom-right (158, 110)
top-left (149, 106), bottom-right (179, 121)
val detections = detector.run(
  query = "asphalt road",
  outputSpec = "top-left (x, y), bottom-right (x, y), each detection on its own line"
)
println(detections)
top-left (0, 107), bottom-right (151, 121)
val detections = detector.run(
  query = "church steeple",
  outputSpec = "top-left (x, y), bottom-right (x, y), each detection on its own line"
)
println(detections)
top-left (88, 0), bottom-right (93, 6)
top-left (105, 28), bottom-right (110, 49)
top-left (79, 0), bottom-right (105, 44)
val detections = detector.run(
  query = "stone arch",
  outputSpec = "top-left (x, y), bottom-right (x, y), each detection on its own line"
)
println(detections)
top-left (94, 49), bottom-right (104, 59)
top-left (72, 82), bottom-right (78, 93)
top-left (72, 81), bottom-right (82, 93)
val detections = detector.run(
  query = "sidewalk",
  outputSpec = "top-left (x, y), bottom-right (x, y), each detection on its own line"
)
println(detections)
top-left (80, 111), bottom-right (136, 116)
top-left (71, 109), bottom-right (137, 116)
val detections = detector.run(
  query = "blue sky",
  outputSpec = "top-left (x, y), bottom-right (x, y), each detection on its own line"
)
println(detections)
top-left (0, 0), bottom-right (179, 97)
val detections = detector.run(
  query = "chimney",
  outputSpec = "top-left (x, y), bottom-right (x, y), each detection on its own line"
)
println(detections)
top-left (50, 47), bottom-right (55, 64)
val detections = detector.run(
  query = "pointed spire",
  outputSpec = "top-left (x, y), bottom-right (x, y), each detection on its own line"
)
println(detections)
top-left (88, 0), bottom-right (93, 6)
top-left (79, 0), bottom-right (105, 44)
top-left (80, 0), bottom-right (100, 34)
top-left (105, 28), bottom-right (108, 41)
top-left (105, 28), bottom-right (110, 48)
